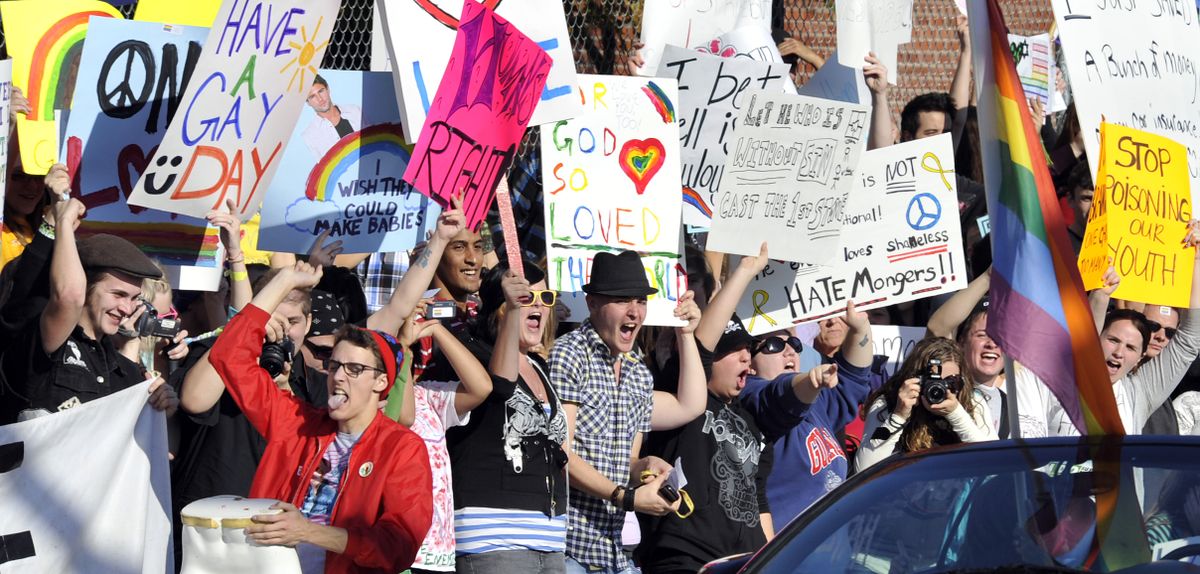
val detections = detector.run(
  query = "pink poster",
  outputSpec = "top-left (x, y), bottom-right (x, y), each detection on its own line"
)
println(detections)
top-left (402, 0), bottom-right (552, 229)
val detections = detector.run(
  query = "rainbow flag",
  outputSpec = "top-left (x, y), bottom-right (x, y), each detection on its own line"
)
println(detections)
top-left (971, 0), bottom-right (1122, 437)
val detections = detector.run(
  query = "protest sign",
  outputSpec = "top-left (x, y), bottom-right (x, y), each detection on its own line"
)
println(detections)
top-left (0, 382), bottom-right (172, 573)
top-left (0, 60), bottom-right (12, 215)
top-left (61, 18), bottom-right (223, 287)
top-left (706, 91), bottom-right (870, 264)
top-left (376, 0), bottom-right (579, 143)
top-left (639, 0), bottom-right (772, 75)
top-left (796, 51), bottom-right (870, 105)
top-left (542, 75), bottom-right (687, 326)
top-left (702, 25), bottom-right (785, 63)
top-left (1078, 123), bottom-right (1194, 307)
top-left (127, 0), bottom-right (340, 220)
top-left (134, 0), bottom-right (221, 26)
top-left (1052, 0), bottom-right (1200, 205)
top-left (258, 70), bottom-right (440, 254)
top-left (735, 134), bottom-right (966, 334)
top-left (871, 325), bottom-right (925, 374)
top-left (402, 0), bottom-right (552, 230)
top-left (0, 0), bottom-right (122, 176)
top-left (655, 45), bottom-right (791, 227)
top-left (1008, 33), bottom-right (1055, 112)
top-left (834, 0), bottom-right (912, 84)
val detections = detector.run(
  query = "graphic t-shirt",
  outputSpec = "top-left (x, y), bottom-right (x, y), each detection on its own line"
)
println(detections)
top-left (297, 431), bottom-right (361, 574)
top-left (412, 380), bottom-right (468, 571)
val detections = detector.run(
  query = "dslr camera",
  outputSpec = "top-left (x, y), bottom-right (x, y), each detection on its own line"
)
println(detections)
top-left (261, 338), bottom-right (296, 379)
top-left (920, 359), bottom-right (963, 405)
top-left (130, 300), bottom-right (182, 339)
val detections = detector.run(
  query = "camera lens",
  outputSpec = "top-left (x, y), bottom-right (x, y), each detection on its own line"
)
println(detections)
top-left (261, 339), bottom-right (295, 378)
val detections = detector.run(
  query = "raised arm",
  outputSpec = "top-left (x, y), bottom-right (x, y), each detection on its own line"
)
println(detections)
top-left (489, 271), bottom-right (531, 381)
top-left (41, 192), bottom-right (88, 354)
top-left (926, 268), bottom-right (990, 339)
top-left (650, 291), bottom-right (707, 430)
top-left (840, 301), bottom-right (874, 368)
top-left (1087, 265), bottom-right (1120, 334)
top-left (368, 194), bottom-right (466, 335)
top-left (695, 243), bottom-right (769, 350)
top-left (950, 15), bottom-right (972, 111)
top-left (864, 52), bottom-right (893, 151)
top-left (207, 198), bottom-right (252, 312)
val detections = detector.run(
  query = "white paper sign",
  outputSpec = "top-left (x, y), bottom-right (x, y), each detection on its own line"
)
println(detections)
top-left (735, 134), bottom-right (966, 334)
top-left (707, 91), bottom-right (870, 264)
top-left (0, 382), bottom-right (172, 573)
top-left (376, 0), bottom-right (580, 143)
top-left (835, 0), bottom-right (912, 84)
top-left (871, 325), bottom-right (926, 373)
top-left (128, 0), bottom-right (341, 219)
top-left (705, 25), bottom-right (785, 63)
top-left (656, 45), bottom-right (791, 226)
top-left (0, 59), bottom-right (11, 216)
top-left (542, 75), bottom-right (687, 326)
top-left (1008, 33), bottom-right (1056, 111)
top-left (1052, 0), bottom-right (1200, 204)
top-left (639, 0), bottom-right (773, 75)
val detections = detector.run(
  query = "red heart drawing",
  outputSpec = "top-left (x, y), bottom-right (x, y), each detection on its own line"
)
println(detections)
top-left (411, 0), bottom-right (504, 29)
top-left (619, 138), bottom-right (666, 195)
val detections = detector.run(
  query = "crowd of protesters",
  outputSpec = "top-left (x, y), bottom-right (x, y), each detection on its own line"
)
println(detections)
top-left (3, 7), bottom-right (1200, 574)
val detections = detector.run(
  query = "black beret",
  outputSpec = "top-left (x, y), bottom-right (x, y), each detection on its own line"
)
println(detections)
top-left (77, 234), bottom-right (163, 280)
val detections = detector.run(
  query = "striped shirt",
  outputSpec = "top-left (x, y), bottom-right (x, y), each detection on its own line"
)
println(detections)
top-left (454, 507), bottom-right (568, 555)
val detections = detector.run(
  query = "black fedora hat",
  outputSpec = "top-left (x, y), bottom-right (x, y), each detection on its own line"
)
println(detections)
top-left (582, 251), bottom-right (658, 298)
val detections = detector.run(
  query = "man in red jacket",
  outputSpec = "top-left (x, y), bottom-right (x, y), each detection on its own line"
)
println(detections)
top-left (210, 260), bottom-right (433, 573)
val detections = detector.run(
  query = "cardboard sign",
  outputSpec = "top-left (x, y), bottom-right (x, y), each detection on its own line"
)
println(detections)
top-left (706, 91), bottom-right (870, 264)
top-left (0, 60), bottom-right (12, 217)
top-left (258, 70), bottom-right (441, 254)
top-left (0, 0), bottom-right (122, 175)
top-left (1052, 0), bottom-right (1200, 206)
top-left (541, 75), bottom-right (687, 326)
top-left (1078, 123), bottom-right (1194, 307)
top-left (736, 134), bottom-right (966, 334)
top-left (128, 0), bottom-right (340, 220)
top-left (0, 382), bottom-right (172, 573)
top-left (1008, 33), bottom-right (1056, 112)
top-left (639, 0), bottom-right (773, 75)
top-left (402, 0), bottom-right (552, 231)
top-left (655, 45), bottom-right (791, 226)
top-left (834, 0), bottom-right (911, 84)
top-left (61, 18), bottom-right (223, 286)
top-left (134, 0), bottom-right (221, 26)
top-left (703, 25), bottom-right (785, 63)
top-left (375, 0), bottom-right (579, 143)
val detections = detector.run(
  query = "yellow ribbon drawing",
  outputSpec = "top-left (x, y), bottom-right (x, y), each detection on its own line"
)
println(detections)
top-left (921, 152), bottom-right (955, 191)
top-left (749, 290), bottom-right (778, 333)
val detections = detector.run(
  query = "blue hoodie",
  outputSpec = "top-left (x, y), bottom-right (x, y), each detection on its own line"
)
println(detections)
top-left (738, 353), bottom-right (877, 527)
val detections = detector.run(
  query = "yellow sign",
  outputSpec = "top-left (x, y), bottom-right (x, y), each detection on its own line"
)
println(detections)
top-left (0, 0), bottom-right (122, 175)
top-left (1078, 123), bottom-right (1194, 307)
top-left (133, 0), bottom-right (221, 27)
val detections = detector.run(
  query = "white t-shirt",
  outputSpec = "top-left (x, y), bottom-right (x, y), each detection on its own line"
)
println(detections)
top-left (411, 380), bottom-right (468, 571)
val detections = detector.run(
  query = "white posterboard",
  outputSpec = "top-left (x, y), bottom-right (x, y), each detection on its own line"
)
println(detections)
top-left (834, 0), bottom-right (912, 84)
top-left (0, 59), bottom-right (11, 216)
top-left (706, 91), bottom-right (870, 264)
top-left (638, 0), bottom-right (773, 75)
top-left (735, 134), bottom-right (966, 334)
top-left (1051, 0), bottom-right (1200, 204)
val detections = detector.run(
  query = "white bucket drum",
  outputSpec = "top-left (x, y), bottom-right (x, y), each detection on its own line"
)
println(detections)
top-left (180, 495), bottom-right (302, 574)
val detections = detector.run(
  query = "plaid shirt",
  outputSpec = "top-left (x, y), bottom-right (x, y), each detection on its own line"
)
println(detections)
top-left (354, 252), bottom-right (410, 314)
top-left (549, 320), bottom-right (654, 571)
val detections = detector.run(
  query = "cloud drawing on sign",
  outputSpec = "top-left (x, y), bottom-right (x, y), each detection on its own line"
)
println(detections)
top-left (619, 138), bottom-right (666, 195)
top-left (285, 196), bottom-right (340, 234)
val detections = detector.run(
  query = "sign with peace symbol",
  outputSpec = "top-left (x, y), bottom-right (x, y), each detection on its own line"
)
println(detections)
top-left (906, 192), bottom-right (942, 231)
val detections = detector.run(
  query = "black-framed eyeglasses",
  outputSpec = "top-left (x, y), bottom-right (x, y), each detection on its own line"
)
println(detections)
top-left (1145, 320), bottom-right (1178, 340)
top-left (753, 336), bottom-right (803, 356)
top-left (323, 359), bottom-right (384, 378)
top-left (522, 290), bottom-right (557, 307)
top-left (305, 340), bottom-right (334, 362)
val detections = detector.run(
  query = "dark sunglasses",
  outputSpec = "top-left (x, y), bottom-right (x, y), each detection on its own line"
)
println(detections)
top-left (305, 340), bottom-right (334, 361)
top-left (522, 290), bottom-right (557, 307)
top-left (753, 336), bottom-right (803, 356)
top-left (1145, 319), bottom-right (1178, 340)
top-left (322, 359), bottom-right (385, 378)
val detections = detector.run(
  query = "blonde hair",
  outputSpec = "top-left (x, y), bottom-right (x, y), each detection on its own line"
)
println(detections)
top-left (137, 263), bottom-right (172, 370)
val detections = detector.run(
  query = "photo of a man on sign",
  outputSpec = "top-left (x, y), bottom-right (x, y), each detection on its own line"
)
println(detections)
top-left (302, 75), bottom-right (363, 160)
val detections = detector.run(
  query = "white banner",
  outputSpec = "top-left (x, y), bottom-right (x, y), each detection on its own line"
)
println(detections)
top-left (0, 382), bottom-right (172, 573)
top-left (706, 91), bottom-right (870, 264)
top-left (1052, 0), bottom-right (1200, 204)
top-left (735, 134), bottom-right (966, 334)
top-left (655, 45), bottom-right (791, 226)
top-left (376, 0), bottom-right (580, 143)
top-left (638, 0), bottom-right (772, 75)
top-left (834, 0), bottom-right (912, 84)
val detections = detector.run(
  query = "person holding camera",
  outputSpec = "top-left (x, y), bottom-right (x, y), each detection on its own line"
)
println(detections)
top-left (114, 269), bottom-right (190, 376)
top-left (855, 337), bottom-right (995, 470)
top-left (208, 260), bottom-right (433, 574)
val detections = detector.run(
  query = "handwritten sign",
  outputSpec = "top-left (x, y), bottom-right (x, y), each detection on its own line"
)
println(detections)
top-left (258, 70), bottom-right (440, 254)
top-left (0, 0), bottom-right (122, 175)
top-left (834, 0), bottom-right (912, 84)
top-left (1008, 33), bottom-right (1056, 112)
top-left (61, 18), bottom-right (222, 287)
top-left (706, 91), bottom-right (870, 264)
top-left (702, 25), bottom-right (785, 64)
top-left (1078, 123), bottom-right (1194, 307)
top-left (639, 0), bottom-right (772, 75)
top-left (134, 0), bottom-right (221, 26)
top-left (541, 75), bottom-right (687, 327)
top-left (1052, 0), bottom-right (1200, 206)
top-left (655, 45), bottom-right (791, 226)
top-left (376, 0), bottom-right (579, 144)
top-left (402, 0), bottom-right (552, 231)
top-left (736, 134), bottom-right (966, 334)
top-left (127, 0), bottom-right (340, 220)
top-left (0, 60), bottom-right (11, 216)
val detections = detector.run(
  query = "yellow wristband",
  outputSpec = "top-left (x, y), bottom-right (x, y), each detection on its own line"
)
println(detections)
top-left (226, 270), bottom-right (249, 282)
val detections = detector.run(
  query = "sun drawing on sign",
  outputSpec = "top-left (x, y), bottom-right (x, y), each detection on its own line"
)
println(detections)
top-left (281, 17), bottom-right (329, 93)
